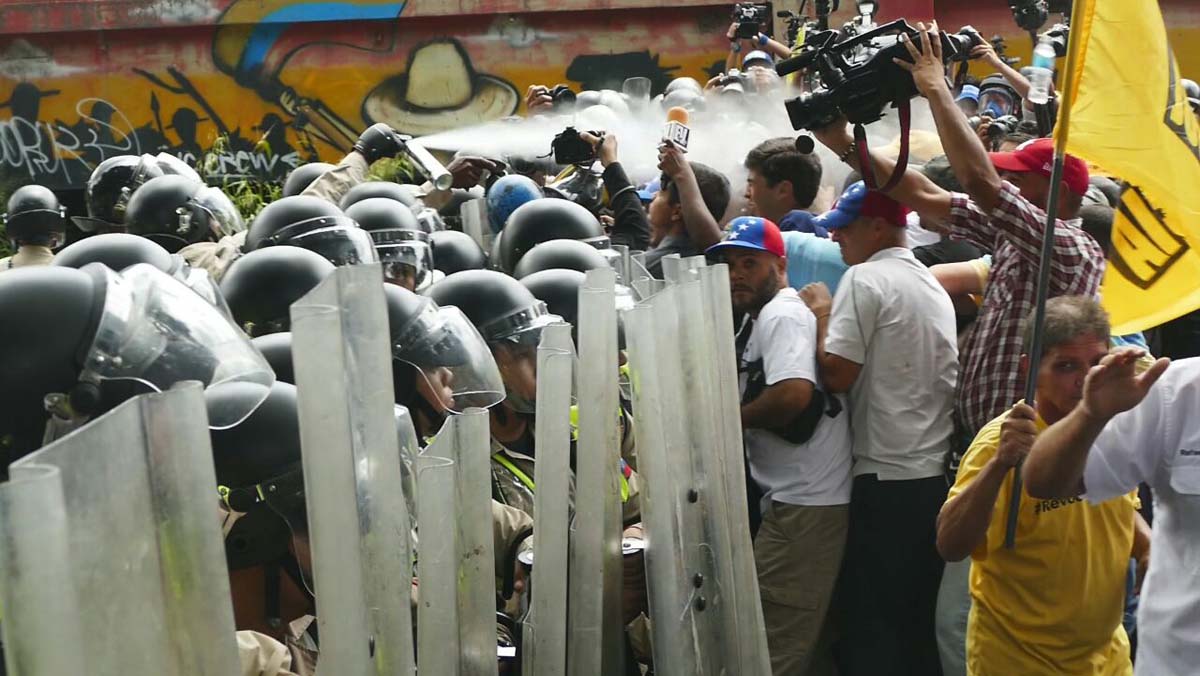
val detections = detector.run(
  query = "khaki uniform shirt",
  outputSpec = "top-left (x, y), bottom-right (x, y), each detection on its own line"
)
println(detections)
top-left (178, 230), bottom-right (248, 282)
top-left (0, 245), bottom-right (55, 270)
top-left (236, 630), bottom-right (300, 676)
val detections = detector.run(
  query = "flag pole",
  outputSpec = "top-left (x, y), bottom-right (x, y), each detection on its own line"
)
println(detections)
top-left (1004, 0), bottom-right (1090, 550)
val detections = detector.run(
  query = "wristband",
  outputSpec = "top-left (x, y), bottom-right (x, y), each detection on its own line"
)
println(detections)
top-left (757, 33), bottom-right (769, 47)
top-left (730, 41), bottom-right (742, 53)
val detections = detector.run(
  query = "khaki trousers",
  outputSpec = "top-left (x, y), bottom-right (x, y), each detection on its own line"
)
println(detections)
top-left (755, 501), bottom-right (849, 676)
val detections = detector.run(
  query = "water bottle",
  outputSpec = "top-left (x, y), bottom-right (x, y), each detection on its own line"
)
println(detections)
top-left (1027, 36), bottom-right (1057, 105)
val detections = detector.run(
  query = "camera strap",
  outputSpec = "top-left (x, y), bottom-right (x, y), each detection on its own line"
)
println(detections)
top-left (854, 97), bottom-right (911, 193)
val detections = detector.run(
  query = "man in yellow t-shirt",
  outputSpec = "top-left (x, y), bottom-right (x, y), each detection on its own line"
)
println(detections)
top-left (936, 296), bottom-right (1150, 675)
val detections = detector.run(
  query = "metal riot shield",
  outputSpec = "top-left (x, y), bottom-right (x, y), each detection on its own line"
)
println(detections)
top-left (627, 250), bottom-right (662, 300)
top-left (415, 409), bottom-right (497, 676)
top-left (522, 322), bottom-right (574, 676)
top-left (0, 465), bottom-right (86, 675)
top-left (290, 263), bottom-right (416, 676)
top-left (622, 261), bottom-right (770, 675)
top-left (460, 198), bottom-right (493, 252)
top-left (568, 268), bottom-right (625, 675)
top-left (4, 383), bottom-right (241, 676)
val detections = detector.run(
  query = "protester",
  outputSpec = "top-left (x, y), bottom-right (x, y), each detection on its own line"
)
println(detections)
top-left (709, 216), bottom-right (850, 675)
top-left (743, 137), bottom-right (826, 234)
top-left (1022, 347), bottom-right (1185, 676)
top-left (799, 182), bottom-right (958, 676)
top-left (939, 296), bottom-right (1148, 676)
top-left (814, 22), bottom-right (1105, 458)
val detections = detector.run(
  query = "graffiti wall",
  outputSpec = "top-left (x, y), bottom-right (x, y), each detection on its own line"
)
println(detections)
top-left (1, 0), bottom-right (1197, 192)
top-left (0, 0), bottom-right (749, 191)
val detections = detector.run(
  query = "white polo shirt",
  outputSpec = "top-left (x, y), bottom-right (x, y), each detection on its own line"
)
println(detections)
top-left (825, 247), bottom-right (958, 480)
top-left (1083, 357), bottom-right (1200, 676)
top-left (740, 288), bottom-right (852, 506)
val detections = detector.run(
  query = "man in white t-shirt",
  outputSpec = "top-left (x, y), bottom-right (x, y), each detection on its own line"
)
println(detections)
top-left (1023, 348), bottom-right (1192, 676)
top-left (707, 215), bottom-right (852, 675)
top-left (799, 182), bottom-right (958, 676)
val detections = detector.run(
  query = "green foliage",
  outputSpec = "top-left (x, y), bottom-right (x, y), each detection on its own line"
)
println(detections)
top-left (219, 178), bottom-right (282, 223)
top-left (367, 156), bottom-right (421, 184)
top-left (198, 133), bottom-right (283, 223)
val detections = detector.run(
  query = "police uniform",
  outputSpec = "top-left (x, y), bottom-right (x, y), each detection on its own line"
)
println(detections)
top-left (0, 244), bottom-right (55, 270)
top-left (236, 630), bottom-right (301, 676)
top-left (178, 230), bottom-right (248, 281)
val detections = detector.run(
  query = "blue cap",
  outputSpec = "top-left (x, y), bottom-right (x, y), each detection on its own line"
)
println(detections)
top-left (743, 50), bottom-right (774, 68)
top-left (636, 178), bottom-right (660, 202)
top-left (812, 181), bottom-right (909, 231)
top-left (956, 84), bottom-right (980, 103)
top-left (705, 216), bottom-right (785, 258)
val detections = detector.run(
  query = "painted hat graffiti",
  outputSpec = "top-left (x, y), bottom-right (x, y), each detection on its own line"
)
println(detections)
top-left (363, 38), bottom-right (519, 137)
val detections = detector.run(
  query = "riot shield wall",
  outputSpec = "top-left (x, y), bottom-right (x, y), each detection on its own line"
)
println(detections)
top-left (3, 384), bottom-right (241, 676)
top-left (568, 268), bottom-right (625, 675)
top-left (290, 263), bottom-right (416, 676)
top-left (415, 409), bottom-right (497, 676)
top-left (522, 322), bottom-right (574, 676)
top-left (622, 259), bottom-right (770, 675)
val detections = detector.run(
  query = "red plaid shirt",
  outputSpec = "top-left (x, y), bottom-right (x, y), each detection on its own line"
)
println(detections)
top-left (949, 181), bottom-right (1106, 435)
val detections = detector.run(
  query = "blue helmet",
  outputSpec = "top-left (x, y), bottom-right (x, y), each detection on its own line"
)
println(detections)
top-left (485, 174), bottom-right (543, 234)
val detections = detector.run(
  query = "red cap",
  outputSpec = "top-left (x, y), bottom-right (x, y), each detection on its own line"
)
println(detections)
top-left (988, 138), bottom-right (1090, 196)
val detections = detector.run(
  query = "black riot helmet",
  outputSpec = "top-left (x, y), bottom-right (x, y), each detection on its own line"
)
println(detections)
top-left (338, 181), bottom-right (421, 211)
top-left (0, 264), bottom-right (274, 463)
top-left (0, 267), bottom-right (99, 462)
top-left (245, 195), bottom-right (377, 267)
top-left (424, 270), bottom-right (561, 412)
top-left (385, 284), bottom-right (504, 413)
top-left (345, 197), bottom-right (431, 289)
top-left (430, 230), bottom-right (487, 275)
top-left (210, 381), bottom-right (306, 571)
top-left (251, 332), bottom-right (295, 385)
top-left (72, 154), bottom-right (165, 233)
top-left (220, 245), bottom-right (335, 336)
top-left (344, 196), bottom-right (421, 233)
top-left (123, 175), bottom-right (245, 253)
top-left (512, 238), bottom-right (609, 279)
top-left (3, 184), bottom-right (67, 248)
top-left (51, 232), bottom-right (173, 273)
top-left (498, 198), bottom-right (607, 272)
top-left (281, 162), bottom-right (335, 198)
top-left (520, 268), bottom-right (586, 328)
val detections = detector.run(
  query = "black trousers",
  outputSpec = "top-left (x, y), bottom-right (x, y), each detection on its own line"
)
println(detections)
top-left (834, 474), bottom-right (947, 676)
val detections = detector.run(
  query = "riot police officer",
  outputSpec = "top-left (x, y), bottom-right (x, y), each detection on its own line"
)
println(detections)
top-left (220, 246), bottom-right (336, 336)
top-left (495, 198), bottom-right (608, 272)
top-left (123, 175), bottom-right (245, 253)
top-left (343, 197), bottom-right (432, 290)
top-left (1, 185), bottom-right (66, 270)
top-left (245, 196), bottom-right (377, 268)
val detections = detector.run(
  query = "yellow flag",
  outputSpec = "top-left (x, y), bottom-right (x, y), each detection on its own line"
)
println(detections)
top-left (1062, 0), bottom-right (1200, 334)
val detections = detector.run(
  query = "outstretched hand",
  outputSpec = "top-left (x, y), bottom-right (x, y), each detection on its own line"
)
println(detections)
top-left (1081, 347), bottom-right (1171, 421)
top-left (893, 21), bottom-right (949, 99)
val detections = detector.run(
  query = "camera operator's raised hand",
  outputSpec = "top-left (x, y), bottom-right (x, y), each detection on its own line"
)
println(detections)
top-left (525, 85), bottom-right (554, 115)
top-left (894, 20), bottom-right (949, 99)
top-left (579, 130), bottom-right (618, 168)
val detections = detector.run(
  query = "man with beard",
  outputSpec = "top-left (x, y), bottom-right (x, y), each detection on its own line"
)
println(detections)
top-left (708, 215), bottom-right (852, 675)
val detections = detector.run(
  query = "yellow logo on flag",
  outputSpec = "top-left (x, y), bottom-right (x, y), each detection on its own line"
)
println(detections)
top-left (1062, 0), bottom-right (1200, 334)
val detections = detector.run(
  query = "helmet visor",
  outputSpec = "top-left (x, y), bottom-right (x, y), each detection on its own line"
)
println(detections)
top-left (374, 230), bottom-right (433, 288)
top-left (282, 217), bottom-right (379, 267)
top-left (193, 187), bottom-right (246, 239)
top-left (174, 261), bottom-right (235, 320)
top-left (155, 153), bottom-right (202, 182)
top-left (394, 305), bottom-right (505, 413)
top-left (82, 264), bottom-right (276, 429)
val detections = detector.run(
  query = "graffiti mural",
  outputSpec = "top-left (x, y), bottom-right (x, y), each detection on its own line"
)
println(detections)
top-left (0, 0), bottom-right (737, 191)
top-left (2, 0), bottom-right (1198, 192)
